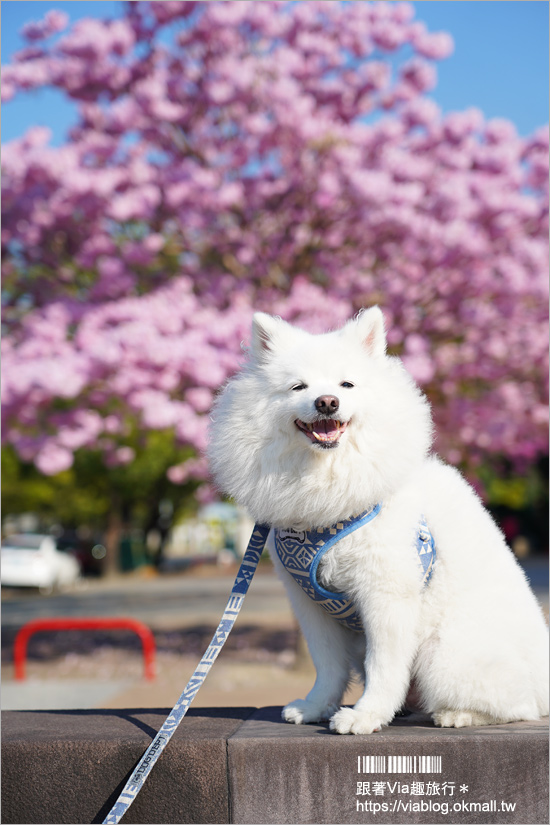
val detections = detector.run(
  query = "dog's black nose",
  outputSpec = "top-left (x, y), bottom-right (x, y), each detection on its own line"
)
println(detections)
top-left (315, 395), bottom-right (340, 414)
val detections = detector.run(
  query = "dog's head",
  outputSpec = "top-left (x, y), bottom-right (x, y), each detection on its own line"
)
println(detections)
top-left (249, 307), bottom-right (387, 454)
top-left (208, 308), bottom-right (433, 528)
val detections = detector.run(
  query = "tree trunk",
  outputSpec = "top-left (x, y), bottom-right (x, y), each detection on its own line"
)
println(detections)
top-left (102, 503), bottom-right (123, 578)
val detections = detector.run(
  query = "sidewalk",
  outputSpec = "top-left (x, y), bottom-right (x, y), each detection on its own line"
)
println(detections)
top-left (1, 678), bottom-right (134, 711)
top-left (1, 633), bottom-right (322, 713)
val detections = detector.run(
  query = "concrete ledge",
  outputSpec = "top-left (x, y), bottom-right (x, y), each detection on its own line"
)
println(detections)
top-left (2, 707), bottom-right (548, 824)
top-left (1, 707), bottom-right (255, 824)
top-left (229, 708), bottom-right (549, 824)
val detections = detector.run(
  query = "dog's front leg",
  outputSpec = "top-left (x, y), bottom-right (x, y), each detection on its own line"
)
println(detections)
top-left (269, 538), bottom-right (353, 724)
top-left (283, 601), bottom-right (355, 724)
top-left (330, 591), bottom-right (420, 735)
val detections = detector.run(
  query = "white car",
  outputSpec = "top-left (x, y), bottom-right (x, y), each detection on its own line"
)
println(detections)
top-left (1, 534), bottom-right (81, 592)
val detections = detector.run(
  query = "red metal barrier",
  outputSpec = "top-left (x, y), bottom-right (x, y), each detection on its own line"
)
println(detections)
top-left (13, 617), bottom-right (156, 681)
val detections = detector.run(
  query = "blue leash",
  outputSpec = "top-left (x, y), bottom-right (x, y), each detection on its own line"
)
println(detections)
top-left (102, 522), bottom-right (270, 825)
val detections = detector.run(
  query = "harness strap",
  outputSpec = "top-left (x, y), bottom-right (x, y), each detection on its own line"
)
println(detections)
top-left (102, 522), bottom-right (270, 825)
top-left (274, 506), bottom-right (382, 632)
top-left (309, 504), bottom-right (382, 598)
top-left (274, 506), bottom-right (436, 632)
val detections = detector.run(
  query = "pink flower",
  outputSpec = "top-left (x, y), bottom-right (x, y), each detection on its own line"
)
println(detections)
top-left (22, 10), bottom-right (69, 41)
top-left (413, 31), bottom-right (454, 60)
top-left (35, 442), bottom-right (74, 475)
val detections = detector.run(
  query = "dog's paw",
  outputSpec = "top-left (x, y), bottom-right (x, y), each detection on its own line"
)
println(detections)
top-left (282, 698), bottom-right (339, 725)
top-left (329, 707), bottom-right (383, 735)
top-left (432, 709), bottom-right (494, 728)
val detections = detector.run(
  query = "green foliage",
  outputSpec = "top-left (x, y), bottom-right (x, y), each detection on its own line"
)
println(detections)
top-left (478, 460), bottom-right (547, 511)
top-left (1, 430), bottom-right (200, 533)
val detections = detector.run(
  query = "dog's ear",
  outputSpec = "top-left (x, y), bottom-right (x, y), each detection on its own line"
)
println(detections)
top-left (346, 306), bottom-right (387, 357)
top-left (251, 312), bottom-right (286, 361)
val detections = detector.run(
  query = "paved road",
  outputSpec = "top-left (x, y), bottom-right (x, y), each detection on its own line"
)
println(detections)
top-left (1, 566), bottom-right (295, 629)
top-left (2, 556), bottom-right (547, 630)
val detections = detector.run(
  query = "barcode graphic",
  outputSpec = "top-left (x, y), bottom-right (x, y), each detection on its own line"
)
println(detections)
top-left (358, 756), bottom-right (386, 773)
top-left (358, 755), bottom-right (442, 774)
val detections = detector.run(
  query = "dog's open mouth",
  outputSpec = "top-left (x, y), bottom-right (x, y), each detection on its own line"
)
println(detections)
top-left (295, 418), bottom-right (348, 448)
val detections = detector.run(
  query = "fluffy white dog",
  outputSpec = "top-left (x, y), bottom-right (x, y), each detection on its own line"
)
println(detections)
top-left (208, 308), bottom-right (549, 734)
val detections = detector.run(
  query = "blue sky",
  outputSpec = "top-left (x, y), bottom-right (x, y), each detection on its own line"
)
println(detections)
top-left (1, 1), bottom-right (548, 143)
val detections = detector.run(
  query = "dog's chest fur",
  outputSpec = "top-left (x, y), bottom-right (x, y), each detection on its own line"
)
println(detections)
top-left (316, 534), bottom-right (365, 595)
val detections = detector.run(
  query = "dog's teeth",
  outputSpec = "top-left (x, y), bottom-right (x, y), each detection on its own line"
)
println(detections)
top-left (313, 432), bottom-right (322, 441)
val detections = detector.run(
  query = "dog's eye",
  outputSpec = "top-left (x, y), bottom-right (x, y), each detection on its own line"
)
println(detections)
top-left (291, 383), bottom-right (307, 392)
top-left (340, 381), bottom-right (355, 389)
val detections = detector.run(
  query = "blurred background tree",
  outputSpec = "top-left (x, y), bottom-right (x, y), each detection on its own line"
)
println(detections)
top-left (2, 1), bottom-right (548, 567)
top-left (1, 431), bottom-right (200, 574)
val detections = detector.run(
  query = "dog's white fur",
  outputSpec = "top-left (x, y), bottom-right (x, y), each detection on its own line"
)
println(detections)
top-left (208, 308), bottom-right (549, 733)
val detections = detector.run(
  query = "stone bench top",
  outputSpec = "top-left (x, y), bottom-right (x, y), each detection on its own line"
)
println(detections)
top-left (2, 707), bottom-right (548, 824)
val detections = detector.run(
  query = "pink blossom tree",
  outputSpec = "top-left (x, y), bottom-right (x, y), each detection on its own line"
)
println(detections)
top-left (2, 1), bottom-right (548, 513)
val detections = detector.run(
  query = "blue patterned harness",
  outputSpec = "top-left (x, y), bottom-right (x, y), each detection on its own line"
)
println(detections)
top-left (274, 505), bottom-right (436, 632)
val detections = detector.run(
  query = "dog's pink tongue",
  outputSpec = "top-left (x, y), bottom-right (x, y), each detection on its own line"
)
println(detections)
top-left (313, 420), bottom-right (339, 435)
top-left (311, 419), bottom-right (341, 442)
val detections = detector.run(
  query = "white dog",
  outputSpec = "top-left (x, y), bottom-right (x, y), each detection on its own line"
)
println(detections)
top-left (208, 308), bottom-right (549, 733)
